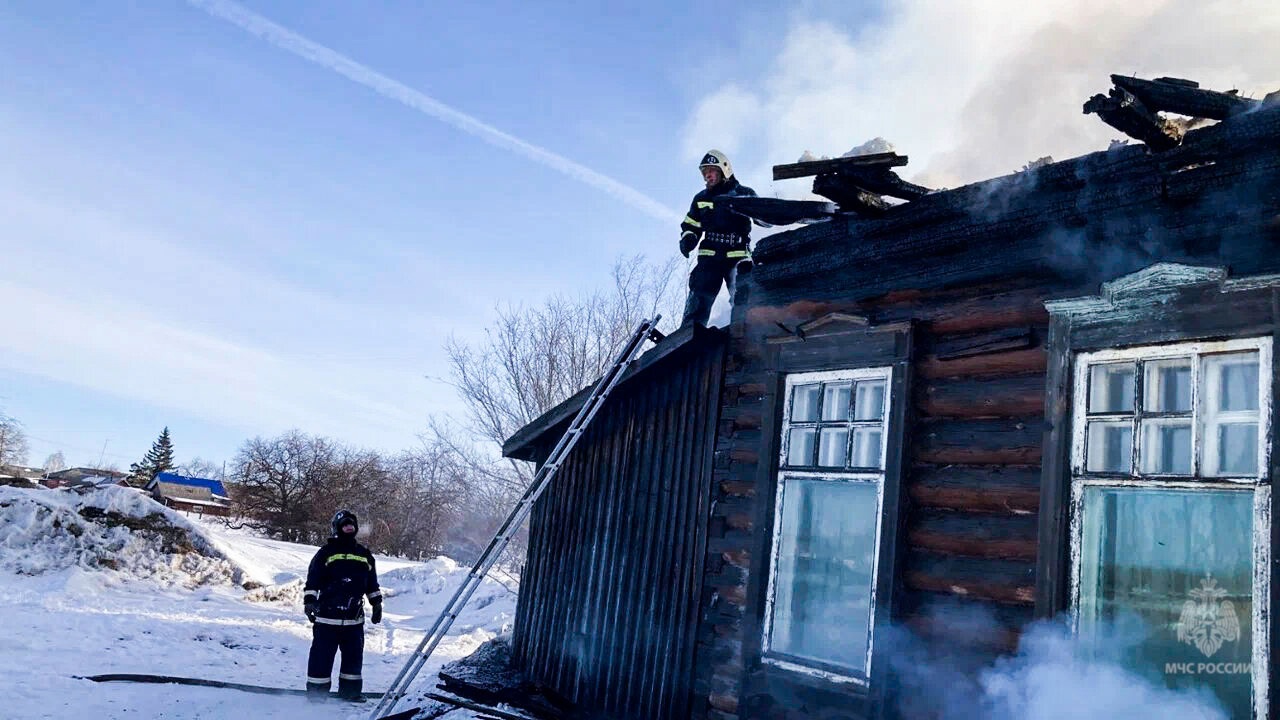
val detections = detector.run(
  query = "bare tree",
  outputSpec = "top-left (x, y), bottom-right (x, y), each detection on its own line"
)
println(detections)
top-left (444, 254), bottom-right (681, 472)
top-left (0, 410), bottom-right (29, 466)
top-left (178, 457), bottom-right (226, 481)
top-left (43, 452), bottom-right (66, 474)
top-left (228, 430), bottom-right (338, 543)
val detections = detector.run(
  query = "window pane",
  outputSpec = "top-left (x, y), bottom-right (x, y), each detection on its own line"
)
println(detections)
top-left (1144, 359), bottom-right (1192, 413)
top-left (817, 427), bottom-right (848, 467)
top-left (1218, 424), bottom-right (1259, 476)
top-left (787, 428), bottom-right (815, 466)
top-left (821, 383), bottom-right (851, 422)
top-left (1086, 421), bottom-right (1133, 473)
top-left (854, 380), bottom-right (887, 421)
top-left (792, 384), bottom-right (820, 422)
top-left (1078, 487), bottom-right (1254, 720)
top-left (851, 427), bottom-right (883, 469)
top-left (1139, 420), bottom-right (1192, 475)
top-left (1089, 363), bottom-right (1135, 414)
top-left (771, 480), bottom-right (878, 675)
top-left (1208, 353), bottom-right (1260, 412)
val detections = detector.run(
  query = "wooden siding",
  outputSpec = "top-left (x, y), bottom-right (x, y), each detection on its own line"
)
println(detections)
top-left (693, 104), bottom-right (1280, 719)
top-left (513, 329), bottom-right (727, 720)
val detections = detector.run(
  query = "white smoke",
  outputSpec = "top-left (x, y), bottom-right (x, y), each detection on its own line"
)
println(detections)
top-left (887, 608), bottom-right (1232, 720)
top-left (682, 1), bottom-right (1280, 194)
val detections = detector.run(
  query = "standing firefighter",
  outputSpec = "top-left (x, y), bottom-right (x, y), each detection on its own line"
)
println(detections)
top-left (303, 510), bottom-right (382, 702)
top-left (679, 149), bottom-right (758, 328)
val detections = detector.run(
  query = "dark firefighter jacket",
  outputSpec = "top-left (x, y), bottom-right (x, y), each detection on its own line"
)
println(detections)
top-left (680, 176), bottom-right (757, 261)
top-left (304, 535), bottom-right (381, 626)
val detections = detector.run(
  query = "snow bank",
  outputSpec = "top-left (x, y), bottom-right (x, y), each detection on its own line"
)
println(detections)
top-left (0, 485), bottom-right (242, 588)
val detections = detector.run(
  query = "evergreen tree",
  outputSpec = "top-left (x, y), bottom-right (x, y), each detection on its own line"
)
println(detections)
top-left (131, 427), bottom-right (176, 486)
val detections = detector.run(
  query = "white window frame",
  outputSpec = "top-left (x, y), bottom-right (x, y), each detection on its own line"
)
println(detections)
top-left (762, 367), bottom-right (893, 686)
top-left (1068, 336), bottom-right (1272, 719)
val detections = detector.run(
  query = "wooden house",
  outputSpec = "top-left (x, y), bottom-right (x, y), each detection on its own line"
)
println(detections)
top-left (503, 81), bottom-right (1280, 719)
top-left (148, 471), bottom-right (232, 517)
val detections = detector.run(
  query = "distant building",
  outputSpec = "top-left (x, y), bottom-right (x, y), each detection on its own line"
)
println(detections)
top-left (42, 467), bottom-right (131, 489)
top-left (147, 471), bottom-right (231, 517)
top-left (0, 465), bottom-right (43, 487)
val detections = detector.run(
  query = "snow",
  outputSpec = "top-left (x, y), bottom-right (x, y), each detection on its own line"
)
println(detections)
top-left (0, 486), bottom-right (517, 719)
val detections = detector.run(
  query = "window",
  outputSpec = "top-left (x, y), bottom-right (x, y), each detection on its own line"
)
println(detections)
top-left (763, 367), bottom-right (893, 683)
top-left (1070, 337), bottom-right (1272, 719)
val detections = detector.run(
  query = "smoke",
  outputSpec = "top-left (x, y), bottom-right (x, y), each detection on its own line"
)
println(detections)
top-left (187, 0), bottom-right (680, 222)
top-left (682, 1), bottom-right (1280, 195)
top-left (885, 605), bottom-right (1229, 720)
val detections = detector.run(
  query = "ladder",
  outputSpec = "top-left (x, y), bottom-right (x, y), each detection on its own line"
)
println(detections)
top-left (369, 315), bottom-right (664, 720)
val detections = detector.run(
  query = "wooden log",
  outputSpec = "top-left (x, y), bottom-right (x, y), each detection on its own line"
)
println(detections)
top-left (907, 510), bottom-right (1039, 560)
top-left (907, 465), bottom-right (1041, 515)
top-left (772, 152), bottom-right (908, 180)
top-left (828, 165), bottom-right (932, 200)
top-left (931, 327), bottom-right (1037, 360)
top-left (1112, 74), bottom-right (1259, 120)
top-left (918, 346), bottom-right (1048, 380)
top-left (904, 551), bottom-right (1036, 605)
top-left (1083, 87), bottom-right (1183, 151)
top-left (915, 375), bottom-right (1046, 418)
top-left (913, 418), bottom-right (1043, 465)
top-left (811, 173), bottom-right (891, 215)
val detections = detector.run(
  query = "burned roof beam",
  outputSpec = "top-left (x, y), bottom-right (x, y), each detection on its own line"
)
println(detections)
top-left (773, 152), bottom-right (908, 181)
top-left (830, 165), bottom-right (932, 201)
top-left (812, 172), bottom-right (890, 216)
top-left (1111, 75), bottom-right (1259, 121)
top-left (1083, 87), bottom-right (1183, 151)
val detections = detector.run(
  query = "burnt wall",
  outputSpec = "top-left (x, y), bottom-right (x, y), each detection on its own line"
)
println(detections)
top-left (692, 104), bottom-right (1280, 720)
top-left (514, 330), bottom-right (727, 720)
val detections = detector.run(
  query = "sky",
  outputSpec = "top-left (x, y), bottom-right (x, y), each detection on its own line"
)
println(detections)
top-left (3, 0), bottom-right (1279, 471)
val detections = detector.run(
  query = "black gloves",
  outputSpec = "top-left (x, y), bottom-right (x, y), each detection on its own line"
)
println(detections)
top-left (679, 231), bottom-right (698, 258)
top-left (370, 602), bottom-right (383, 625)
top-left (304, 600), bottom-right (317, 624)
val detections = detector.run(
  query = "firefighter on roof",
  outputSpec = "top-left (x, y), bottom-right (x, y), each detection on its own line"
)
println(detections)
top-left (303, 509), bottom-right (382, 702)
top-left (679, 149), bottom-right (758, 328)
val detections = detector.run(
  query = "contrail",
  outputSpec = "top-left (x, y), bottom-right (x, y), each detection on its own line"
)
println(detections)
top-left (188, 0), bottom-right (679, 222)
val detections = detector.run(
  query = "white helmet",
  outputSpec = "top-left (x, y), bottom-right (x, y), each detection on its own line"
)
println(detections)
top-left (698, 149), bottom-right (733, 180)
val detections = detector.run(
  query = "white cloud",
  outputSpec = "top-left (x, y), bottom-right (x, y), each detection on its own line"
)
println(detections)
top-left (681, 0), bottom-right (1280, 194)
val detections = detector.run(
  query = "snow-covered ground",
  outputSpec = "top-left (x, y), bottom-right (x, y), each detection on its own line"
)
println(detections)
top-left (0, 485), bottom-right (516, 719)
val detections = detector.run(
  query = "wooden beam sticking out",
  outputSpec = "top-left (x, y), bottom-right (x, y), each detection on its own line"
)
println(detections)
top-left (1083, 87), bottom-right (1183, 151)
top-left (812, 172), bottom-right (890, 216)
top-left (1111, 74), bottom-right (1259, 120)
top-left (831, 164), bottom-right (932, 200)
top-left (773, 152), bottom-right (908, 181)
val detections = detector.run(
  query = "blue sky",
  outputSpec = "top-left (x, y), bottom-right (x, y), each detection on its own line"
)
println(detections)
top-left (3, 0), bottom-right (1278, 470)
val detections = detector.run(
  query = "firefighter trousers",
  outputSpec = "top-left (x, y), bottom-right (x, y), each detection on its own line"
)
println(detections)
top-left (681, 256), bottom-right (742, 328)
top-left (306, 622), bottom-right (364, 699)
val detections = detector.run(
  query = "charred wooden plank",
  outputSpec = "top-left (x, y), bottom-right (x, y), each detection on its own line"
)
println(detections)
top-left (811, 172), bottom-right (890, 216)
top-left (915, 375), bottom-right (1046, 418)
top-left (713, 196), bottom-right (836, 225)
top-left (1112, 74), bottom-right (1259, 120)
top-left (829, 164), bottom-right (932, 200)
top-left (904, 551), bottom-right (1036, 605)
top-left (772, 152), bottom-right (908, 180)
top-left (908, 465), bottom-right (1041, 515)
top-left (1083, 87), bottom-right (1183, 151)
top-left (913, 418), bottom-right (1043, 465)
top-left (907, 510), bottom-right (1039, 560)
